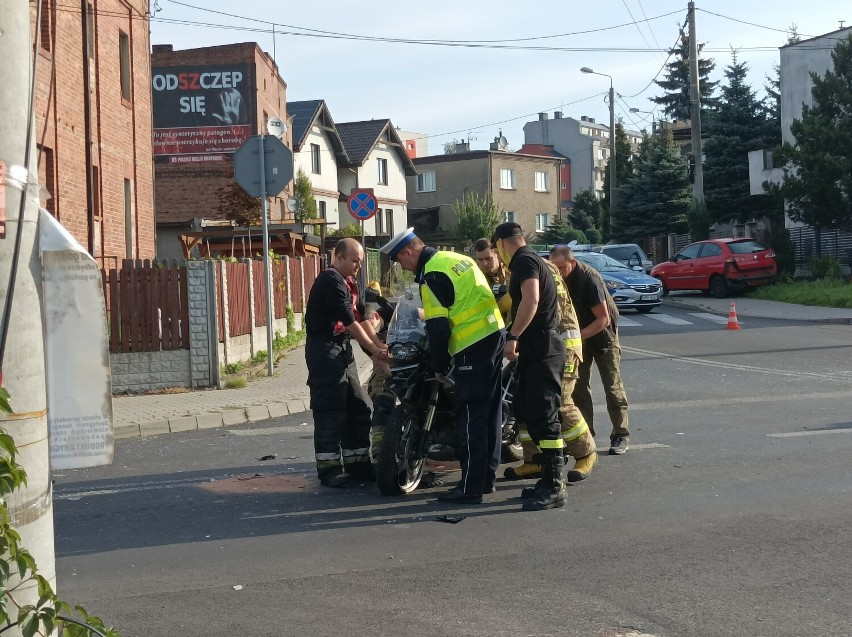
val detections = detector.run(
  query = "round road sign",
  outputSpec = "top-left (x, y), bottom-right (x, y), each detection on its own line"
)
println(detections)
top-left (347, 189), bottom-right (378, 221)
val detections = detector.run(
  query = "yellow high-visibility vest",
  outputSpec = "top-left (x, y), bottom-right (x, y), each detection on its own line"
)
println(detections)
top-left (421, 251), bottom-right (504, 356)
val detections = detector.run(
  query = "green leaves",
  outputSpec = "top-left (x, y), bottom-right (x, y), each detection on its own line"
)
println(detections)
top-left (452, 192), bottom-right (503, 244)
top-left (0, 388), bottom-right (11, 416)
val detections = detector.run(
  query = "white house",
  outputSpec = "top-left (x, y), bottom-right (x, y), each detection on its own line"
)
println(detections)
top-left (336, 119), bottom-right (417, 238)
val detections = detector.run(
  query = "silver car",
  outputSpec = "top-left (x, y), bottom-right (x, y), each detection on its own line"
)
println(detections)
top-left (598, 244), bottom-right (654, 274)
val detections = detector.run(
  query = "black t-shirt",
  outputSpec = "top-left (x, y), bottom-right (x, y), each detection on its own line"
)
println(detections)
top-left (508, 246), bottom-right (558, 335)
top-left (304, 267), bottom-right (365, 339)
top-left (565, 260), bottom-right (617, 333)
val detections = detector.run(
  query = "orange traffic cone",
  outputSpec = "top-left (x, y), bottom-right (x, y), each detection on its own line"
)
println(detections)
top-left (725, 301), bottom-right (742, 330)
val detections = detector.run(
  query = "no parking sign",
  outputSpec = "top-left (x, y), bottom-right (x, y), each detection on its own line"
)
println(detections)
top-left (347, 189), bottom-right (378, 221)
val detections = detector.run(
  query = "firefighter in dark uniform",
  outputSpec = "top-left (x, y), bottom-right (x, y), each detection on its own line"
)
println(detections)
top-left (304, 238), bottom-right (388, 487)
top-left (550, 245), bottom-right (630, 455)
top-left (492, 222), bottom-right (568, 511)
top-left (363, 281), bottom-right (396, 462)
top-left (381, 228), bottom-right (505, 504)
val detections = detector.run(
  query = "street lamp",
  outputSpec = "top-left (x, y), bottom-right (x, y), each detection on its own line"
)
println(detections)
top-left (629, 107), bottom-right (657, 133)
top-left (581, 66), bottom-right (617, 239)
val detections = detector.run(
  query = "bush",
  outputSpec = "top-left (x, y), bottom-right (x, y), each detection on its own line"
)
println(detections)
top-left (809, 255), bottom-right (845, 280)
top-left (225, 378), bottom-right (247, 389)
top-left (223, 362), bottom-right (245, 375)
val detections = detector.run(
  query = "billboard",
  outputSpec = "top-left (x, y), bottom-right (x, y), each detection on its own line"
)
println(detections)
top-left (152, 64), bottom-right (253, 157)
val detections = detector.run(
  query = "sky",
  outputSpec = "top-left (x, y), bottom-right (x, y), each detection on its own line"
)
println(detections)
top-left (149, 0), bottom-right (850, 154)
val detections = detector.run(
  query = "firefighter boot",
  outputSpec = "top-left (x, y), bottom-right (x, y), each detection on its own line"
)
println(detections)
top-left (522, 453), bottom-right (567, 511)
top-left (503, 461), bottom-right (542, 480)
top-left (566, 451), bottom-right (598, 483)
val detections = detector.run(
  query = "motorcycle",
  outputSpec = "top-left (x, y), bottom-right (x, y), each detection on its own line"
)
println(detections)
top-left (375, 291), bottom-right (520, 496)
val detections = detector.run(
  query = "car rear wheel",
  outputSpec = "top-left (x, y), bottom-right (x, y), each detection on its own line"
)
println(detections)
top-left (709, 275), bottom-right (729, 299)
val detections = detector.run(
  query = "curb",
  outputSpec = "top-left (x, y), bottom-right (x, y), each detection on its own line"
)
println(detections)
top-left (116, 359), bottom-right (375, 440)
top-left (661, 297), bottom-right (852, 324)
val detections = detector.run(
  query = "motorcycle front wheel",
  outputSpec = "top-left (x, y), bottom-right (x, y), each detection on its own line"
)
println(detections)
top-left (376, 402), bottom-right (427, 496)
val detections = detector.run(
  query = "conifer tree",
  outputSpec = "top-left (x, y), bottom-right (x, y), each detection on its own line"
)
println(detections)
top-left (651, 29), bottom-right (719, 120)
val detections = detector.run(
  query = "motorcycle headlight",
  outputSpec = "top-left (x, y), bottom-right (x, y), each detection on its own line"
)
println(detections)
top-left (389, 342), bottom-right (421, 364)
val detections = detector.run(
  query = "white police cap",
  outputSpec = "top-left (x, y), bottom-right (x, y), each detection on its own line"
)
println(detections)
top-left (379, 227), bottom-right (417, 259)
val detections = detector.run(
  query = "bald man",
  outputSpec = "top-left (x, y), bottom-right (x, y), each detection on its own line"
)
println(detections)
top-left (304, 238), bottom-right (388, 487)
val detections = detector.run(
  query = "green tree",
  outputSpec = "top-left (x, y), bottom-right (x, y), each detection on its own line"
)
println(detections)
top-left (602, 123), bottom-right (637, 239)
top-left (768, 33), bottom-right (852, 254)
top-left (215, 181), bottom-right (261, 226)
top-left (703, 53), bottom-right (779, 225)
top-left (330, 222), bottom-right (363, 237)
top-left (293, 168), bottom-right (317, 223)
top-left (651, 29), bottom-right (720, 120)
top-left (572, 189), bottom-right (603, 229)
top-left (452, 192), bottom-right (503, 243)
top-left (616, 127), bottom-right (691, 240)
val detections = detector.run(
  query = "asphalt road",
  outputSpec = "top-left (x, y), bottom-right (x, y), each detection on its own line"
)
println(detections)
top-left (53, 311), bottom-right (852, 637)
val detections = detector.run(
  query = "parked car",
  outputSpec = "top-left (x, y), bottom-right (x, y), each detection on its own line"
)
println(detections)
top-left (572, 251), bottom-right (662, 313)
top-left (651, 238), bottom-right (777, 299)
top-left (598, 243), bottom-right (654, 274)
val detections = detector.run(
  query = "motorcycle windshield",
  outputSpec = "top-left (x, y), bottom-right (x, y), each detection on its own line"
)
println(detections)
top-left (386, 292), bottom-right (426, 346)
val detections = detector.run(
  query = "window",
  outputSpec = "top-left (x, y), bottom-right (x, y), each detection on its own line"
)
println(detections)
top-left (311, 143), bottom-right (321, 174)
top-left (534, 171), bottom-right (550, 192)
top-left (385, 209), bottom-right (394, 237)
top-left (123, 178), bottom-right (134, 258)
top-left (39, 0), bottom-right (53, 53)
top-left (698, 243), bottom-right (722, 258)
top-left (318, 200), bottom-right (326, 219)
top-left (119, 31), bottom-right (131, 101)
top-left (91, 165), bottom-right (101, 220)
top-left (535, 213), bottom-right (549, 232)
top-left (504, 211), bottom-right (515, 223)
top-left (762, 149), bottom-right (774, 171)
top-left (377, 158), bottom-right (388, 185)
top-left (375, 208), bottom-right (384, 235)
top-left (37, 145), bottom-right (56, 217)
top-left (675, 244), bottom-right (701, 261)
top-left (561, 183), bottom-right (567, 190)
top-left (499, 168), bottom-right (516, 189)
top-left (416, 171), bottom-right (436, 193)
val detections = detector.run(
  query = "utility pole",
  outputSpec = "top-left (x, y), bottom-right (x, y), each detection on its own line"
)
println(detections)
top-left (0, 0), bottom-right (57, 625)
top-left (688, 1), bottom-right (705, 202)
top-left (608, 83), bottom-right (617, 237)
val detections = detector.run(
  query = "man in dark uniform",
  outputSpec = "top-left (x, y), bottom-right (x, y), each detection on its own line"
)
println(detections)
top-left (304, 238), bottom-right (388, 487)
top-left (492, 222), bottom-right (567, 511)
top-left (550, 246), bottom-right (630, 455)
top-left (381, 228), bottom-right (504, 504)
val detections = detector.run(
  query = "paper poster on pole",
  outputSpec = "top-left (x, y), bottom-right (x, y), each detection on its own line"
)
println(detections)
top-left (39, 209), bottom-right (114, 469)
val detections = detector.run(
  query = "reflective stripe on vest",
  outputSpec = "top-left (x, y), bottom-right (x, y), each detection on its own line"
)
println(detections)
top-left (538, 438), bottom-right (565, 450)
top-left (562, 418), bottom-right (589, 442)
top-left (422, 252), bottom-right (504, 356)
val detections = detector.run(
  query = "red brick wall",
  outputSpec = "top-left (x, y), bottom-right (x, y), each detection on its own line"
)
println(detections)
top-left (152, 43), bottom-right (292, 238)
top-left (32, 0), bottom-right (155, 262)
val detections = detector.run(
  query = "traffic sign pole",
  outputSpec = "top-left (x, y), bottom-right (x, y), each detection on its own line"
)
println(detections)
top-left (257, 135), bottom-right (274, 377)
top-left (360, 220), bottom-right (366, 293)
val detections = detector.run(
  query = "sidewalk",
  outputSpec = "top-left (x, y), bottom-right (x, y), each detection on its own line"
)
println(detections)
top-left (112, 345), bottom-right (373, 439)
top-left (663, 292), bottom-right (852, 324)
top-left (113, 295), bottom-right (852, 440)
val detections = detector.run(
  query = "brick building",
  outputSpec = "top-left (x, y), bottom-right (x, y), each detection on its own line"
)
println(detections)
top-left (33, 0), bottom-right (155, 263)
top-left (151, 42), bottom-right (292, 259)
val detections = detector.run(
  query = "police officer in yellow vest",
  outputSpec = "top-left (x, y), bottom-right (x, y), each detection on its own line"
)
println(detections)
top-left (381, 229), bottom-right (505, 504)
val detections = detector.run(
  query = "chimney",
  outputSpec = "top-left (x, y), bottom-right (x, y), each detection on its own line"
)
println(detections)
top-left (538, 112), bottom-right (549, 121)
top-left (588, 117), bottom-right (596, 124)
top-left (455, 142), bottom-right (470, 153)
top-left (580, 115), bottom-right (588, 122)
top-left (152, 44), bottom-right (174, 55)
top-left (554, 111), bottom-right (563, 119)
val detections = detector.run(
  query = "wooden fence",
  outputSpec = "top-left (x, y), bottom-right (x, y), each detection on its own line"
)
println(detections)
top-left (102, 260), bottom-right (189, 353)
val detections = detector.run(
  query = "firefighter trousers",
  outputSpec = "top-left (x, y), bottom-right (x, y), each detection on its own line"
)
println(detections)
top-left (306, 336), bottom-right (372, 479)
top-left (514, 329), bottom-right (565, 454)
top-left (366, 364), bottom-right (395, 463)
top-left (517, 349), bottom-right (596, 460)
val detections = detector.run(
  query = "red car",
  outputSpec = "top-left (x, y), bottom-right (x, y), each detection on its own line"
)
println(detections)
top-left (651, 238), bottom-right (777, 299)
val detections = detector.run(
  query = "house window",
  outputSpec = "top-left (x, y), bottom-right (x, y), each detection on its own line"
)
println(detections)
top-left (416, 171), bottom-right (436, 193)
top-left (504, 211), bottom-right (515, 223)
top-left (375, 208), bottom-right (384, 235)
top-left (499, 168), bottom-right (516, 190)
top-left (92, 165), bottom-right (101, 219)
top-left (762, 150), bottom-right (774, 171)
top-left (39, 0), bottom-right (53, 52)
top-left (561, 183), bottom-right (567, 190)
top-left (318, 200), bottom-right (326, 219)
top-left (311, 143), bottom-right (321, 174)
top-left (119, 30), bottom-right (131, 101)
top-left (534, 171), bottom-right (550, 192)
top-left (37, 145), bottom-right (56, 217)
top-left (535, 213), bottom-right (550, 232)
top-left (124, 178), bottom-right (134, 258)
top-left (385, 209), bottom-right (394, 237)
top-left (377, 158), bottom-right (388, 185)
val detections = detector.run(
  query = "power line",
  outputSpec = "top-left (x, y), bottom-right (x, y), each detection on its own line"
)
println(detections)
top-left (635, 0), bottom-right (664, 54)
top-left (696, 8), bottom-right (850, 42)
top-left (621, 0), bottom-right (662, 63)
top-left (619, 15), bottom-right (689, 99)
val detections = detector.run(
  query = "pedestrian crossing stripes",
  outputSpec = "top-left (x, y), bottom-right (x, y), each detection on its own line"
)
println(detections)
top-left (618, 311), bottom-right (743, 328)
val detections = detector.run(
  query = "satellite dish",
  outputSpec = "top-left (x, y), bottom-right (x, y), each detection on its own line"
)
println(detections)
top-left (267, 116), bottom-right (286, 137)
top-left (286, 197), bottom-right (299, 213)
top-left (499, 136), bottom-right (508, 147)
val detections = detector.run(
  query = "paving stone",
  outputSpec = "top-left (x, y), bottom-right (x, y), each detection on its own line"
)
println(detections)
top-left (114, 424), bottom-right (140, 439)
top-left (246, 405), bottom-right (271, 422)
top-left (139, 420), bottom-right (170, 436)
top-left (222, 409), bottom-right (248, 426)
top-left (286, 400), bottom-right (306, 415)
top-left (197, 413), bottom-right (224, 429)
top-left (268, 402), bottom-right (289, 418)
